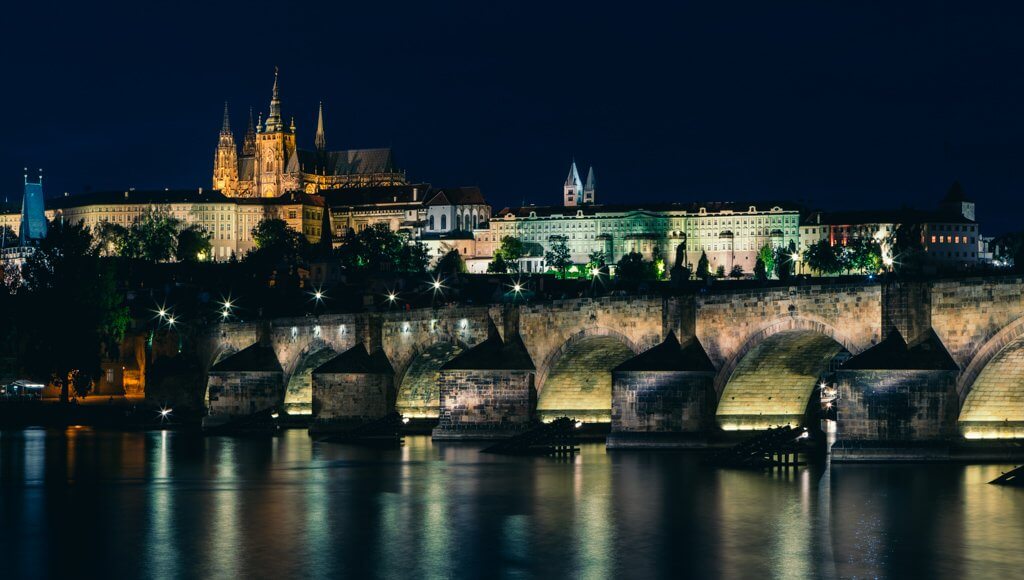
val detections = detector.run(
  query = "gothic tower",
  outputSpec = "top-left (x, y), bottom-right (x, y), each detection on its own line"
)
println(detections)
top-left (254, 68), bottom-right (298, 197)
top-left (212, 102), bottom-right (239, 195)
top-left (563, 161), bottom-right (583, 207)
top-left (583, 166), bottom-right (596, 204)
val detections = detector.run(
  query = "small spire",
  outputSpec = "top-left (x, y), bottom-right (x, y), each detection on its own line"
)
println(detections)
top-left (221, 101), bottom-right (231, 133)
top-left (564, 160), bottom-right (582, 187)
top-left (247, 107), bottom-right (255, 132)
top-left (315, 101), bottom-right (326, 151)
top-left (266, 67), bottom-right (283, 131)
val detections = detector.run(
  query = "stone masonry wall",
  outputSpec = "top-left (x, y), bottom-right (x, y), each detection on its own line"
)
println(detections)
top-left (518, 296), bottom-right (664, 387)
top-left (696, 284), bottom-right (881, 370)
top-left (312, 372), bottom-right (393, 429)
top-left (837, 369), bottom-right (959, 441)
top-left (930, 277), bottom-right (1024, 371)
top-left (207, 371), bottom-right (283, 418)
top-left (611, 371), bottom-right (713, 433)
top-left (433, 370), bottom-right (534, 439)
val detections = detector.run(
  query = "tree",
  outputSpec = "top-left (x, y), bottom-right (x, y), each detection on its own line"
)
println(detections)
top-left (587, 249), bottom-right (607, 271)
top-left (715, 265), bottom-right (726, 278)
top-left (804, 240), bottom-right (845, 276)
top-left (545, 236), bottom-right (573, 278)
top-left (696, 251), bottom-right (711, 280)
top-left (847, 238), bottom-right (882, 274)
top-left (615, 251), bottom-right (654, 284)
top-left (730, 264), bottom-right (744, 278)
top-left (495, 236), bottom-right (524, 272)
top-left (487, 253), bottom-right (509, 273)
top-left (132, 210), bottom-right (182, 262)
top-left (176, 225), bottom-right (213, 262)
top-left (94, 222), bottom-right (130, 257)
top-left (17, 220), bottom-right (129, 400)
top-left (435, 248), bottom-right (467, 275)
top-left (0, 225), bottom-right (17, 248)
top-left (396, 238), bottom-right (430, 273)
top-left (774, 241), bottom-right (797, 281)
top-left (757, 244), bottom-right (776, 279)
top-left (753, 258), bottom-right (768, 281)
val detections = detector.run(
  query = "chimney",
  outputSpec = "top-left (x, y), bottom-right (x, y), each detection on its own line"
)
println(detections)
top-left (413, 187), bottom-right (418, 201)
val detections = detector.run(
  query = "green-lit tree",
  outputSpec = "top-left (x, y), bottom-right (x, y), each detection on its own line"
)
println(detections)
top-left (847, 238), bottom-right (883, 274)
top-left (496, 236), bottom-right (525, 272)
top-left (757, 244), bottom-right (776, 279)
top-left (545, 236), bottom-right (573, 278)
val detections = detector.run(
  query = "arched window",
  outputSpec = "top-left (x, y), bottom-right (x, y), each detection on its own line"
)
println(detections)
top-left (429, 215), bottom-right (435, 230)
top-left (441, 215), bottom-right (447, 230)
top-left (457, 214), bottom-right (462, 231)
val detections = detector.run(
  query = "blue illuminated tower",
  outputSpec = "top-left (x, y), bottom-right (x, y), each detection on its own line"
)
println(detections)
top-left (20, 169), bottom-right (47, 245)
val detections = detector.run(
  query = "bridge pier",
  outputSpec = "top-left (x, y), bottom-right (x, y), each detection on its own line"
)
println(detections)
top-left (832, 282), bottom-right (961, 461)
top-left (309, 344), bottom-right (395, 434)
top-left (432, 316), bottom-right (537, 440)
top-left (608, 327), bottom-right (717, 448)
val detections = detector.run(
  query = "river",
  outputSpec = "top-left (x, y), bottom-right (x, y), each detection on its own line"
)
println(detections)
top-left (0, 428), bottom-right (1022, 579)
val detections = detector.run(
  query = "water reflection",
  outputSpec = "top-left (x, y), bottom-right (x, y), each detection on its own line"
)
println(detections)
top-left (0, 429), bottom-right (1023, 579)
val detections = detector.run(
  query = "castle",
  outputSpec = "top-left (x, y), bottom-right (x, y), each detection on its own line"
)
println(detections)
top-left (212, 70), bottom-right (406, 197)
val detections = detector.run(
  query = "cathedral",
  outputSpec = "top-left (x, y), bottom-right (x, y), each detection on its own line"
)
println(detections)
top-left (213, 70), bottom-right (406, 197)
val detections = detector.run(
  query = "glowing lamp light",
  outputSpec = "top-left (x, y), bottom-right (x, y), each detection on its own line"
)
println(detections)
top-left (459, 318), bottom-right (468, 329)
top-left (166, 316), bottom-right (177, 327)
top-left (402, 416), bottom-right (410, 425)
top-left (574, 421), bottom-right (583, 429)
top-left (310, 288), bottom-right (325, 304)
top-left (271, 412), bottom-right (280, 419)
top-left (387, 292), bottom-right (398, 303)
top-left (512, 283), bottom-right (522, 293)
top-left (590, 267), bottom-right (601, 278)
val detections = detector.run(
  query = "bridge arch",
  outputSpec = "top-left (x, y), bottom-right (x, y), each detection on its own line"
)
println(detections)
top-left (394, 337), bottom-right (468, 419)
top-left (283, 342), bottom-right (338, 416)
top-left (714, 317), bottom-right (860, 431)
top-left (535, 327), bottom-right (640, 423)
top-left (958, 315), bottom-right (1024, 439)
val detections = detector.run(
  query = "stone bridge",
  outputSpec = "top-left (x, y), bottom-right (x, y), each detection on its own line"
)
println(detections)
top-left (199, 276), bottom-right (1024, 451)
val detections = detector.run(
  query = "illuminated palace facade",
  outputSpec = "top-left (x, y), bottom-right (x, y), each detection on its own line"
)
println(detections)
top-left (470, 162), bottom-right (801, 274)
top-left (0, 184), bottom-right (487, 263)
top-left (212, 70), bottom-right (405, 198)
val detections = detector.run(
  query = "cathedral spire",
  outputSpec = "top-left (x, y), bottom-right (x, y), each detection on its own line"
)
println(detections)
top-left (266, 67), bottom-right (284, 132)
top-left (243, 107), bottom-right (256, 155)
top-left (220, 101), bottom-right (231, 133)
top-left (315, 101), bottom-right (326, 151)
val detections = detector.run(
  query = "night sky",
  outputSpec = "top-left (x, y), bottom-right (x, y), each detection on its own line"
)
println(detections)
top-left (4, 2), bottom-right (1024, 233)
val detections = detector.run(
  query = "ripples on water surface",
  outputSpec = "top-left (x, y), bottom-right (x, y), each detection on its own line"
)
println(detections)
top-left (1, 428), bottom-right (1023, 579)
